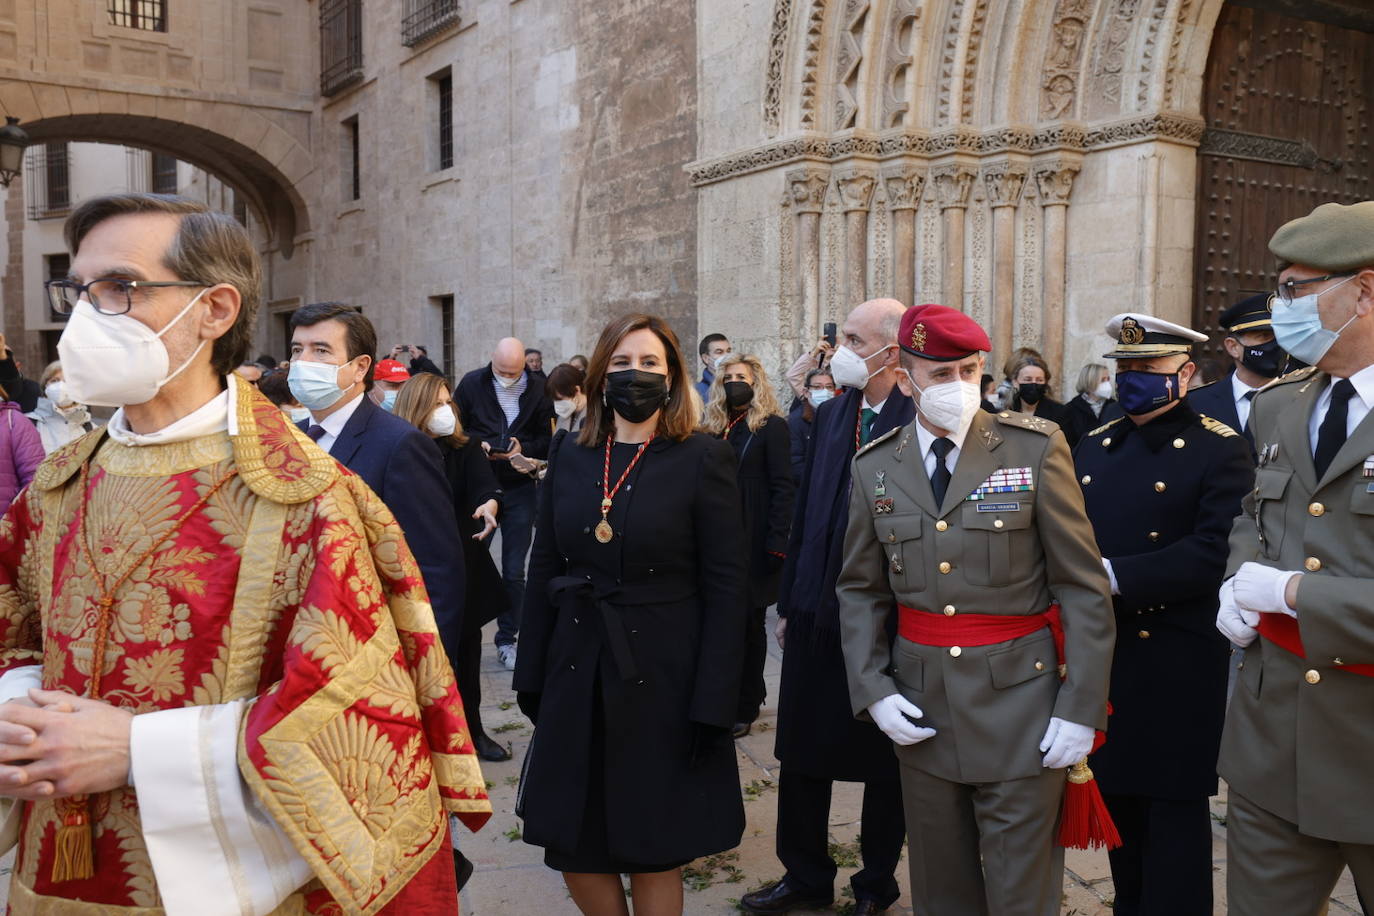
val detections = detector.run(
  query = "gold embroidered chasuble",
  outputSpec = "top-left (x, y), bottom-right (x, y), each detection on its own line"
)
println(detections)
top-left (0, 377), bottom-right (491, 914)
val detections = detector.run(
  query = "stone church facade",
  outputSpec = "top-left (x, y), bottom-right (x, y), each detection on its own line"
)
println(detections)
top-left (0, 0), bottom-right (1368, 391)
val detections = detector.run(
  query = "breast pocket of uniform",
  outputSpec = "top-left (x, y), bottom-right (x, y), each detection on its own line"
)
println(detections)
top-left (893, 640), bottom-right (925, 693)
top-left (960, 499), bottom-right (1035, 587)
top-left (1253, 466), bottom-right (1292, 560)
top-left (873, 513), bottom-right (926, 592)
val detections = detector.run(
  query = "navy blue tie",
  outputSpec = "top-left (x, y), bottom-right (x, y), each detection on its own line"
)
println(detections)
top-left (306, 424), bottom-right (326, 442)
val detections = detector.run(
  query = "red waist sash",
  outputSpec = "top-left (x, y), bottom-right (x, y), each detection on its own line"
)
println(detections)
top-left (1258, 613), bottom-right (1374, 677)
top-left (898, 604), bottom-right (1064, 660)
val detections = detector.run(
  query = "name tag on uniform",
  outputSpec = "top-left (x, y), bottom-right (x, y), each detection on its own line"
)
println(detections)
top-left (976, 502), bottom-right (1020, 512)
top-left (967, 467), bottom-right (1034, 501)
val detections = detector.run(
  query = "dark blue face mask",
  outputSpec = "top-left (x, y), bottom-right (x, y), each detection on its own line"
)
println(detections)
top-left (1115, 370), bottom-right (1182, 416)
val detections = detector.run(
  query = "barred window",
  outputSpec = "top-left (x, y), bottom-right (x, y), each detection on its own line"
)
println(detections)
top-left (343, 116), bottom-right (361, 202)
top-left (150, 153), bottom-right (177, 194)
top-left (402, 0), bottom-right (460, 48)
top-left (320, 0), bottom-right (364, 97)
top-left (436, 71), bottom-right (453, 170)
top-left (24, 143), bottom-right (70, 220)
top-left (436, 295), bottom-right (455, 381)
top-left (108, 0), bottom-right (167, 32)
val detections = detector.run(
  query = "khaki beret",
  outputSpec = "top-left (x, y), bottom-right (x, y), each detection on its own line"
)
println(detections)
top-left (1269, 201), bottom-right (1374, 271)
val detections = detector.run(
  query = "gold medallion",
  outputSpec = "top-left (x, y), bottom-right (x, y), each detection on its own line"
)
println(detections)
top-left (594, 519), bottom-right (614, 543)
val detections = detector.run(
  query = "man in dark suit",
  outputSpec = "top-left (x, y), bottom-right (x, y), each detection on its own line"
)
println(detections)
top-left (741, 298), bottom-right (911, 916)
top-left (288, 303), bottom-right (466, 659)
top-left (456, 337), bottom-right (555, 669)
top-left (1075, 314), bottom-right (1254, 915)
top-left (1189, 293), bottom-right (1286, 453)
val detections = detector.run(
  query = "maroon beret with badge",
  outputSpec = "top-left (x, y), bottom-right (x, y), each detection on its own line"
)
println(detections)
top-left (898, 304), bottom-right (992, 361)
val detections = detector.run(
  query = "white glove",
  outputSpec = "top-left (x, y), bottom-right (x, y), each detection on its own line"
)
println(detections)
top-left (866, 694), bottom-right (936, 746)
top-left (1102, 558), bottom-right (1120, 596)
top-left (1233, 561), bottom-right (1299, 618)
top-left (1039, 717), bottom-right (1094, 770)
top-left (1216, 577), bottom-right (1259, 647)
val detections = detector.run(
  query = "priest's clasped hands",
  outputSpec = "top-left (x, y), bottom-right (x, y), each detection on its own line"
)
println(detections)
top-left (0, 689), bottom-right (133, 800)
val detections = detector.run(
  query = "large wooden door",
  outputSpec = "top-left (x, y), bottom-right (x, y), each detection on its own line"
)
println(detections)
top-left (1193, 1), bottom-right (1374, 351)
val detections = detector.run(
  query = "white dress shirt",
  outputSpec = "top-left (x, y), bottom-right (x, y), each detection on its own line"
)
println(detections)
top-left (1307, 363), bottom-right (1374, 451)
top-left (1231, 371), bottom-right (1263, 431)
top-left (311, 388), bottom-right (366, 454)
top-left (913, 417), bottom-right (968, 479)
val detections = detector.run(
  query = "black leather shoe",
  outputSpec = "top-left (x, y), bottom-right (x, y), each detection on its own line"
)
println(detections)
top-left (739, 878), bottom-right (833, 914)
top-left (852, 899), bottom-right (891, 915)
top-left (473, 733), bottom-right (511, 762)
top-left (453, 849), bottom-right (475, 891)
top-left (732, 721), bottom-right (752, 739)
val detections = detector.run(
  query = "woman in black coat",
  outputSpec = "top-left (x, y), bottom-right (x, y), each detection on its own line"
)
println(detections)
top-left (701, 355), bottom-right (795, 736)
top-left (394, 373), bottom-right (511, 762)
top-left (1006, 352), bottom-right (1069, 427)
top-left (1061, 361), bottom-right (1124, 448)
top-left (513, 313), bottom-right (748, 915)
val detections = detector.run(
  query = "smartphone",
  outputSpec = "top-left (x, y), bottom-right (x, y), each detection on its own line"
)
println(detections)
top-left (823, 322), bottom-right (837, 346)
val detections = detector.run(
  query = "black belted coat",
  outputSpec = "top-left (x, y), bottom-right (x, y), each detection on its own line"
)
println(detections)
top-left (512, 430), bottom-right (749, 865)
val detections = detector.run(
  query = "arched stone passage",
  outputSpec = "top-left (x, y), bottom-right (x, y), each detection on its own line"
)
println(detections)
top-left (0, 84), bottom-right (313, 258)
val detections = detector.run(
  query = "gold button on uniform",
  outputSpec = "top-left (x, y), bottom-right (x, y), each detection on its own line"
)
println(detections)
top-left (1154, 481), bottom-right (1167, 493)
top-left (1305, 557), bottom-right (1322, 572)
top-left (949, 646), bottom-right (962, 658)
top-left (1102, 438), bottom-right (1112, 447)
top-left (936, 520), bottom-right (949, 532)
top-left (1138, 630), bottom-right (1150, 639)
top-left (943, 605), bottom-right (957, 617)
top-left (994, 519), bottom-right (1005, 529)
top-left (1173, 438), bottom-right (1186, 449)
top-left (1081, 475), bottom-right (1092, 485)
top-left (1309, 502), bottom-right (1325, 517)
top-left (1148, 531), bottom-right (1159, 542)
top-left (1305, 669), bottom-right (1321, 685)
top-left (1034, 660), bottom-right (1046, 671)
top-left (939, 561), bottom-right (952, 574)
top-left (887, 532), bottom-right (896, 543)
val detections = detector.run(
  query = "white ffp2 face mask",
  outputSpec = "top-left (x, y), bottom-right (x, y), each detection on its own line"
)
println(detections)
top-left (428, 405), bottom-right (457, 437)
top-left (909, 374), bottom-right (982, 439)
top-left (829, 345), bottom-right (889, 390)
top-left (57, 289), bottom-right (210, 408)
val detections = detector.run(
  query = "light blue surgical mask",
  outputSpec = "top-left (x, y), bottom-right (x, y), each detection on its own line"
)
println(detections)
top-left (288, 406), bottom-right (312, 424)
top-left (809, 388), bottom-right (835, 408)
top-left (1271, 274), bottom-right (1360, 367)
top-left (381, 390), bottom-right (398, 412)
top-left (288, 358), bottom-right (350, 411)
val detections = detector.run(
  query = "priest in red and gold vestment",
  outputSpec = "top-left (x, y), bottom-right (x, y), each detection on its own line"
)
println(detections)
top-left (0, 193), bottom-right (491, 915)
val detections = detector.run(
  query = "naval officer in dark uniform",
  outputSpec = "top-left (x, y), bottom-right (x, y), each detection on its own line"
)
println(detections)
top-left (1189, 293), bottom-right (1286, 455)
top-left (1074, 313), bottom-right (1255, 915)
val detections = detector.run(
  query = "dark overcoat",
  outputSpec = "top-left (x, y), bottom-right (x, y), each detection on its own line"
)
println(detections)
top-left (1073, 400), bottom-right (1254, 798)
top-left (774, 387), bottom-right (914, 781)
top-left (437, 436), bottom-right (507, 632)
top-left (723, 413), bottom-right (795, 608)
top-left (513, 431), bottom-right (748, 864)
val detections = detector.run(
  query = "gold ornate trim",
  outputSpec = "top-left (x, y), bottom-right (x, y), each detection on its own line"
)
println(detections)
top-left (93, 435), bottom-right (234, 478)
top-left (230, 376), bottom-right (337, 506)
top-left (223, 498), bottom-right (288, 699)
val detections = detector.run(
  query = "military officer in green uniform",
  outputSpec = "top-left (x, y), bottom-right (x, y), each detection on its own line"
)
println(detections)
top-left (838, 303), bottom-right (1116, 916)
top-left (1075, 313), bottom-right (1255, 915)
top-left (1217, 200), bottom-right (1374, 914)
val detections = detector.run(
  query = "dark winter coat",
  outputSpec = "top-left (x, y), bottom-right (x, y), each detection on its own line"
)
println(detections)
top-left (722, 413), bottom-right (794, 608)
top-left (513, 431), bottom-right (748, 864)
top-left (437, 436), bottom-right (507, 632)
top-left (454, 364), bottom-right (555, 489)
top-left (774, 387), bottom-right (914, 781)
top-left (1074, 400), bottom-right (1254, 798)
top-left (1061, 394), bottom-right (1123, 448)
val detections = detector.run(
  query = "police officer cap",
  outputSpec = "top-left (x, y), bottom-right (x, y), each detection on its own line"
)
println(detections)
top-left (1217, 292), bottom-right (1272, 335)
top-left (1269, 201), bottom-right (1374, 272)
top-left (1102, 313), bottom-right (1207, 359)
top-left (898, 304), bottom-right (992, 361)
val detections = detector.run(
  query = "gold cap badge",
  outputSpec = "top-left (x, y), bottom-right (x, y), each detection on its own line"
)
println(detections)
top-left (910, 322), bottom-right (927, 352)
top-left (1118, 317), bottom-right (1144, 345)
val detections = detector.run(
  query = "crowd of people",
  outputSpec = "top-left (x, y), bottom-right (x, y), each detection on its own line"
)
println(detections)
top-left (0, 187), bottom-right (1368, 916)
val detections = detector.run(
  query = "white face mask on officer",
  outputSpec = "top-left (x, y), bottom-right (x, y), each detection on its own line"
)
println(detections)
top-left (829, 344), bottom-right (892, 390)
top-left (906, 371), bottom-right (982, 439)
top-left (58, 288), bottom-right (211, 408)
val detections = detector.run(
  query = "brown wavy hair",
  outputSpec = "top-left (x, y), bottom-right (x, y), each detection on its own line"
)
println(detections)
top-left (394, 371), bottom-right (469, 447)
top-left (577, 314), bottom-right (696, 446)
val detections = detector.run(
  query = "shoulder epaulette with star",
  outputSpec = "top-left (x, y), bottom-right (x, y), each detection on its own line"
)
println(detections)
top-left (1085, 416), bottom-right (1126, 438)
top-left (1258, 365), bottom-right (1318, 393)
top-left (855, 426), bottom-right (902, 458)
top-left (1198, 414), bottom-right (1240, 438)
top-left (995, 411), bottom-right (1059, 435)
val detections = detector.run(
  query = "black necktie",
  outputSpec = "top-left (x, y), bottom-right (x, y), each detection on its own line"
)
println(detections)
top-left (1241, 389), bottom-right (1256, 441)
top-left (930, 437), bottom-right (955, 506)
top-left (1314, 379), bottom-right (1356, 479)
top-left (306, 424), bottom-right (327, 442)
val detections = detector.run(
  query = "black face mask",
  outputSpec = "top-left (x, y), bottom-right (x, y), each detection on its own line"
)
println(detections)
top-left (724, 381), bottom-right (754, 409)
top-left (1239, 339), bottom-right (1284, 379)
top-left (604, 369), bottom-right (669, 424)
top-left (1018, 382), bottom-right (1046, 404)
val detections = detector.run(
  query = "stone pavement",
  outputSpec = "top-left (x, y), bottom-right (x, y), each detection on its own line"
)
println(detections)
top-left (0, 610), bottom-right (1360, 914)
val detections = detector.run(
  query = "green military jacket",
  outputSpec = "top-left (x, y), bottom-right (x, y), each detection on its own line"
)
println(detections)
top-left (1221, 366), bottom-right (1374, 844)
top-left (838, 407), bottom-right (1115, 784)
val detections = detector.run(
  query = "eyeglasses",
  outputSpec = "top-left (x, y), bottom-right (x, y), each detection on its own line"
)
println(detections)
top-left (44, 278), bottom-right (207, 316)
top-left (1270, 272), bottom-right (1357, 307)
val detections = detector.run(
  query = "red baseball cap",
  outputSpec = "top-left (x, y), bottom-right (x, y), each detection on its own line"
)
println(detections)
top-left (374, 359), bottom-right (411, 383)
top-left (898, 304), bottom-right (992, 360)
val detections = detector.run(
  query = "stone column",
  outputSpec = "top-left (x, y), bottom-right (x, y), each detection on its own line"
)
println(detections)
top-left (934, 166), bottom-right (976, 308)
top-left (836, 168), bottom-right (877, 309)
top-left (982, 165), bottom-right (1028, 364)
top-left (1034, 159), bottom-right (1081, 381)
top-left (787, 167), bottom-right (830, 336)
top-left (883, 165), bottom-right (925, 309)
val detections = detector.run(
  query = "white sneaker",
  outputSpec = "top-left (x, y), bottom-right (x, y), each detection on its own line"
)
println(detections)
top-left (497, 644), bottom-right (517, 670)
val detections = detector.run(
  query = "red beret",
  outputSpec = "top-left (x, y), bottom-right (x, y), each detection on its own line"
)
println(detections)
top-left (374, 359), bottom-right (411, 383)
top-left (898, 304), bottom-right (992, 360)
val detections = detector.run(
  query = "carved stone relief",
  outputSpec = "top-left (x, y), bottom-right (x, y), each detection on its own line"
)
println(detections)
top-left (1018, 180), bottom-right (1042, 349)
top-left (1164, 0), bottom-right (1196, 109)
top-left (833, 0), bottom-right (871, 131)
top-left (1091, 0), bottom-right (1140, 113)
top-left (1034, 160), bottom-right (1081, 205)
top-left (983, 166), bottom-right (1028, 208)
top-left (880, 0), bottom-right (920, 129)
top-left (918, 186), bottom-right (942, 304)
top-left (763, 0), bottom-right (795, 137)
top-left (969, 186), bottom-right (990, 323)
top-left (1134, 0), bottom-right (1170, 110)
top-left (872, 186), bottom-right (891, 297)
top-left (934, 166), bottom-right (977, 210)
top-left (799, 1), bottom-right (828, 130)
top-left (883, 167), bottom-right (926, 210)
top-left (961, 0), bottom-right (990, 124)
top-left (1040, 0), bottom-right (1092, 121)
top-left (787, 167), bottom-right (830, 213)
top-left (937, 0), bottom-right (969, 125)
top-left (836, 169), bottom-right (878, 210)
